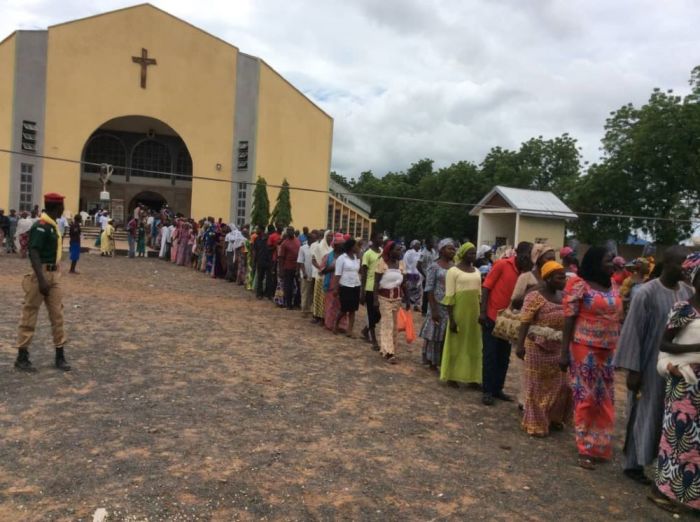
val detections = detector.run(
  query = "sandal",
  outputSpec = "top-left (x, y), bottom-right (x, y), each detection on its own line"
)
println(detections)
top-left (647, 492), bottom-right (682, 514)
top-left (578, 456), bottom-right (595, 470)
top-left (386, 354), bottom-right (398, 365)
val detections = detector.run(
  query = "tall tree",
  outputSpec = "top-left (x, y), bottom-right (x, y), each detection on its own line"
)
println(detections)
top-left (250, 177), bottom-right (270, 228)
top-left (572, 65), bottom-right (700, 244)
top-left (271, 178), bottom-right (293, 227)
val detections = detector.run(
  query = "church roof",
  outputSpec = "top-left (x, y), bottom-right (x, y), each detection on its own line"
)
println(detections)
top-left (469, 185), bottom-right (577, 220)
top-left (48, 3), bottom-right (238, 51)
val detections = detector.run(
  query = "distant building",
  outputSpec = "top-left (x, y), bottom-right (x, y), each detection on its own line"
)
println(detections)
top-left (470, 186), bottom-right (577, 249)
top-left (0, 4), bottom-right (333, 228)
top-left (327, 179), bottom-right (374, 239)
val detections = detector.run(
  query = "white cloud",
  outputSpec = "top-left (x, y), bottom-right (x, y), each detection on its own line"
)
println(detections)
top-left (1, 0), bottom-right (699, 178)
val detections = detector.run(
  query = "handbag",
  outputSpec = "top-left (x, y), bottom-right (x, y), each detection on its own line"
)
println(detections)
top-left (492, 308), bottom-right (521, 344)
top-left (397, 308), bottom-right (416, 344)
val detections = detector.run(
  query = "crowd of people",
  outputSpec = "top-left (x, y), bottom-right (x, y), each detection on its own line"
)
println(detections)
top-left (5, 200), bottom-right (700, 515)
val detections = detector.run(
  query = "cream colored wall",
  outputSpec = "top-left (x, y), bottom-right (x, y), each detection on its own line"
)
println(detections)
top-left (0, 34), bottom-right (15, 210)
top-left (43, 5), bottom-right (236, 218)
top-left (479, 211), bottom-right (516, 246)
top-left (256, 62), bottom-right (333, 229)
top-left (517, 215), bottom-right (567, 249)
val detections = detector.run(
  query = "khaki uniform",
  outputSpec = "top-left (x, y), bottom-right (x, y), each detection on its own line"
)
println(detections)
top-left (16, 220), bottom-right (66, 350)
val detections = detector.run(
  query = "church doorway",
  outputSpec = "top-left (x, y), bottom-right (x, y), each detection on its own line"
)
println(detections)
top-left (129, 191), bottom-right (167, 215)
top-left (79, 115), bottom-right (192, 225)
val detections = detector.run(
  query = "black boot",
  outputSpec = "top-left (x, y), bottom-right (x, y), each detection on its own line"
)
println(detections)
top-left (55, 347), bottom-right (71, 371)
top-left (14, 348), bottom-right (36, 372)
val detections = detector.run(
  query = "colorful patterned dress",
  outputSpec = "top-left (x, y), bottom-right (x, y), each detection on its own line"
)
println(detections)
top-left (419, 263), bottom-right (449, 368)
top-left (563, 276), bottom-right (622, 460)
top-left (656, 301), bottom-right (700, 510)
top-left (322, 251), bottom-right (348, 331)
top-left (439, 267), bottom-right (482, 384)
top-left (520, 291), bottom-right (572, 436)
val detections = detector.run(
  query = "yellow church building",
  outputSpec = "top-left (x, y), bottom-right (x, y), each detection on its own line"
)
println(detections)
top-left (0, 3), bottom-right (372, 233)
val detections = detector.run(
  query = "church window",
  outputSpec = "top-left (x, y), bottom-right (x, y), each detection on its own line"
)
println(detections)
top-left (83, 134), bottom-right (127, 177)
top-left (236, 183), bottom-right (247, 227)
top-left (19, 163), bottom-right (34, 211)
top-left (175, 147), bottom-right (193, 179)
top-left (237, 141), bottom-right (249, 171)
top-left (131, 139), bottom-right (172, 179)
top-left (21, 120), bottom-right (37, 152)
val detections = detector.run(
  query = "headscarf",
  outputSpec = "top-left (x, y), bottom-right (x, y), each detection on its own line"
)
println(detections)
top-left (318, 230), bottom-right (333, 257)
top-left (332, 233), bottom-right (345, 247)
top-left (530, 243), bottom-right (554, 265)
top-left (476, 244), bottom-right (491, 259)
top-left (410, 239), bottom-right (421, 249)
top-left (541, 261), bottom-right (564, 280)
top-left (382, 240), bottom-right (396, 262)
top-left (579, 246), bottom-right (612, 289)
top-left (613, 256), bottom-right (626, 268)
top-left (454, 242), bottom-right (475, 263)
top-left (437, 238), bottom-right (455, 252)
top-left (683, 252), bottom-right (700, 285)
top-left (560, 246), bottom-right (574, 259)
top-left (226, 223), bottom-right (245, 250)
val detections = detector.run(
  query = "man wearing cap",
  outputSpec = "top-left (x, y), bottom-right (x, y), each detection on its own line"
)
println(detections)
top-left (14, 192), bottom-right (71, 372)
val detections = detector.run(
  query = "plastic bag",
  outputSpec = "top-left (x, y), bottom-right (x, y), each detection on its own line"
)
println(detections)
top-left (397, 308), bottom-right (416, 344)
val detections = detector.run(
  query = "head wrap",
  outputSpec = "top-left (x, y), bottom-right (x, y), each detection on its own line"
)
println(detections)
top-left (382, 240), bottom-right (396, 261)
top-left (332, 233), bottom-right (345, 246)
top-left (559, 246), bottom-right (574, 259)
top-left (476, 244), bottom-right (491, 259)
top-left (454, 242), bottom-right (476, 263)
top-left (541, 261), bottom-right (564, 280)
top-left (613, 256), bottom-right (626, 268)
top-left (437, 238), bottom-right (455, 252)
top-left (683, 252), bottom-right (700, 285)
top-left (530, 243), bottom-right (554, 265)
top-left (410, 239), bottom-right (421, 249)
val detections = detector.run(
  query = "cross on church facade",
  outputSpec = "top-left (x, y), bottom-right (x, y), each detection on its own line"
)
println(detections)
top-left (131, 48), bottom-right (157, 89)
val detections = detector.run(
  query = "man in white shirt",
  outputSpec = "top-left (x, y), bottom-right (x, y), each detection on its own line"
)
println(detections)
top-left (57, 215), bottom-right (68, 245)
top-left (297, 230), bottom-right (318, 317)
top-left (99, 211), bottom-right (110, 231)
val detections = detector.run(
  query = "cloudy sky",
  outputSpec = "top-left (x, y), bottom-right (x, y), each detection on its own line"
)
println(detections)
top-left (2, 0), bottom-right (699, 178)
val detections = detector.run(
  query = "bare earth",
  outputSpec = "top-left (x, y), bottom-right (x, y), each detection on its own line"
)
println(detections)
top-left (0, 253), bottom-right (679, 521)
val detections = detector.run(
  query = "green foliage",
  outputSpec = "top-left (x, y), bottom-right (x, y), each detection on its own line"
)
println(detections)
top-left (351, 138), bottom-right (581, 241)
top-left (250, 177), bottom-right (270, 228)
top-left (271, 178), bottom-right (293, 227)
top-left (571, 67), bottom-right (700, 244)
top-left (334, 65), bottom-right (700, 244)
top-left (330, 171), bottom-right (352, 189)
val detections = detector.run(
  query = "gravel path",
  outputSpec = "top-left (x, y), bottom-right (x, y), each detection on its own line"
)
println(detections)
top-left (0, 253), bottom-right (677, 521)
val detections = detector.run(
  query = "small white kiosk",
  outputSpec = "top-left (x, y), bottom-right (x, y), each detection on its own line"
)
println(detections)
top-left (470, 186), bottom-right (577, 249)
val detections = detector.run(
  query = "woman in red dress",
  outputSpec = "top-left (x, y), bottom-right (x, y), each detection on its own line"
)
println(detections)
top-left (560, 246), bottom-right (623, 470)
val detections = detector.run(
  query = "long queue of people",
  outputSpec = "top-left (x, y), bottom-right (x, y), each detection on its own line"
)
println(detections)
top-left (26, 203), bottom-right (700, 516)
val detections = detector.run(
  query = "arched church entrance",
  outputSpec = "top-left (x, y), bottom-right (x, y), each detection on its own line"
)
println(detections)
top-left (79, 115), bottom-right (192, 225)
top-left (129, 191), bottom-right (167, 215)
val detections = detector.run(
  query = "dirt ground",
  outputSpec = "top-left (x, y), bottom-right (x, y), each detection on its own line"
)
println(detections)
top-left (0, 253), bottom-right (682, 521)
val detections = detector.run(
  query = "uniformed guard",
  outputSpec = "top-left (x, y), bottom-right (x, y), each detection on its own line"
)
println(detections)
top-left (14, 192), bottom-right (71, 372)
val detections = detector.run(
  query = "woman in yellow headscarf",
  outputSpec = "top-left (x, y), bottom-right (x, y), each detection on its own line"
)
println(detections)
top-left (440, 242), bottom-right (483, 386)
top-left (515, 261), bottom-right (571, 437)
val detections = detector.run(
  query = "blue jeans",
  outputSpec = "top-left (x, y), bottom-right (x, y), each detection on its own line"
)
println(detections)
top-left (127, 235), bottom-right (135, 258)
top-left (482, 321), bottom-right (511, 396)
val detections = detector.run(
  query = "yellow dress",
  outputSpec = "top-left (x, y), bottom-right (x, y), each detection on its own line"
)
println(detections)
top-left (100, 224), bottom-right (114, 255)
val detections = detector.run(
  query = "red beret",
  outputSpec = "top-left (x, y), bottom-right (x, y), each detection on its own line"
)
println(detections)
top-left (44, 192), bottom-right (65, 203)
